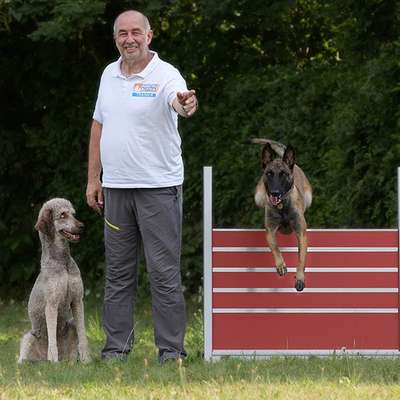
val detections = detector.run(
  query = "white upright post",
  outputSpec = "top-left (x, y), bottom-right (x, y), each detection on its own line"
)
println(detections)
top-left (203, 166), bottom-right (213, 361)
top-left (398, 167), bottom-right (400, 232)
top-left (398, 167), bottom-right (400, 302)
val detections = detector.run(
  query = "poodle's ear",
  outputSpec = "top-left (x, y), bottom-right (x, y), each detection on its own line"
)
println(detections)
top-left (35, 207), bottom-right (53, 236)
top-left (261, 143), bottom-right (275, 169)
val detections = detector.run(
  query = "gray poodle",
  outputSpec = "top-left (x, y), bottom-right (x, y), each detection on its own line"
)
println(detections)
top-left (18, 198), bottom-right (90, 363)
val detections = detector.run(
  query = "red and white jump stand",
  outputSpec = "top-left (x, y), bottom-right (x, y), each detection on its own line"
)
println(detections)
top-left (203, 166), bottom-right (400, 360)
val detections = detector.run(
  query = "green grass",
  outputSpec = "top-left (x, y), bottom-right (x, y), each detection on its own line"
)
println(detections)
top-left (1, 299), bottom-right (400, 399)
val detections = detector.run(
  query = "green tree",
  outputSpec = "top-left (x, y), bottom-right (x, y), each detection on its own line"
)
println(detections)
top-left (1, 0), bottom-right (399, 297)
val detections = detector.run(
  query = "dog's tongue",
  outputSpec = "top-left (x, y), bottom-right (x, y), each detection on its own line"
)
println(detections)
top-left (269, 195), bottom-right (281, 206)
top-left (63, 230), bottom-right (80, 241)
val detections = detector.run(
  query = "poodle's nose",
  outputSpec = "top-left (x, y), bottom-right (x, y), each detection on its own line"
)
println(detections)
top-left (76, 220), bottom-right (85, 231)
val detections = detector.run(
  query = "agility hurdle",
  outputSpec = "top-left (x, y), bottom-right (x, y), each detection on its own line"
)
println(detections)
top-left (203, 166), bottom-right (400, 360)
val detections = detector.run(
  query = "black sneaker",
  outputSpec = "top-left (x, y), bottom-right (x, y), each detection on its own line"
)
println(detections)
top-left (159, 351), bottom-right (186, 364)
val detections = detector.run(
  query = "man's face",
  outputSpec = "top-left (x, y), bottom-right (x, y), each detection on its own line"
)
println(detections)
top-left (114, 12), bottom-right (153, 64)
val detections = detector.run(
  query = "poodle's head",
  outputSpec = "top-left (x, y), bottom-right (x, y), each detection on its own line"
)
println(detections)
top-left (35, 198), bottom-right (84, 242)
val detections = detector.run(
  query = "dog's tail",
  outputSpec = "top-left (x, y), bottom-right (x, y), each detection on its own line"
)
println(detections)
top-left (246, 138), bottom-right (287, 158)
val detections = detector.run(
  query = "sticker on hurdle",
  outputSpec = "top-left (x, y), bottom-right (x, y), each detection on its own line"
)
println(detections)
top-left (203, 166), bottom-right (400, 360)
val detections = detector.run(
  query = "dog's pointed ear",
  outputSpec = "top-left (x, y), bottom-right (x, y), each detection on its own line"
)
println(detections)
top-left (35, 207), bottom-right (53, 236)
top-left (282, 145), bottom-right (296, 171)
top-left (261, 143), bottom-right (274, 169)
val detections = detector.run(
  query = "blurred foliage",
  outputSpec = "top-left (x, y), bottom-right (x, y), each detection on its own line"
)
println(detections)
top-left (0, 0), bottom-right (399, 298)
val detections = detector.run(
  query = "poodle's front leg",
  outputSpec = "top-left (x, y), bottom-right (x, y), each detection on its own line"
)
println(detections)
top-left (45, 303), bottom-right (59, 362)
top-left (71, 299), bottom-right (90, 363)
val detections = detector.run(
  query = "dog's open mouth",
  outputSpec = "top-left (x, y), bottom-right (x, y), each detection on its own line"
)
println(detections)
top-left (60, 230), bottom-right (81, 242)
top-left (269, 194), bottom-right (282, 207)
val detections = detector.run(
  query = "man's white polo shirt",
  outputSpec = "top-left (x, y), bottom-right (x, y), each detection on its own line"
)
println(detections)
top-left (93, 52), bottom-right (188, 188)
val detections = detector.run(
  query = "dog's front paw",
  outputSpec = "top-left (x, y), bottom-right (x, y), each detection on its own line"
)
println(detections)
top-left (276, 261), bottom-right (287, 276)
top-left (79, 350), bottom-right (92, 364)
top-left (295, 278), bottom-right (305, 292)
top-left (47, 350), bottom-right (59, 363)
top-left (80, 352), bottom-right (91, 364)
top-left (295, 271), bottom-right (305, 291)
top-left (79, 346), bottom-right (91, 363)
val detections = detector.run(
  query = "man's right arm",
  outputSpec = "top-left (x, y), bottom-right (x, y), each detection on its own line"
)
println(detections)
top-left (86, 119), bottom-right (103, 214)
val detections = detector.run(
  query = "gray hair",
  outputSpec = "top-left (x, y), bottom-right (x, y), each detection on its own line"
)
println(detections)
top-left (113, 10), bottom-right (151, 37)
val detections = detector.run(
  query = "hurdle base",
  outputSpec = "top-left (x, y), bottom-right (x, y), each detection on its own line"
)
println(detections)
top-left (209, 349), bottom-right (400, 360)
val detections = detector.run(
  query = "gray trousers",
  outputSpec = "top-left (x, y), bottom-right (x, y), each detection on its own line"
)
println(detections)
top-left (101, 186), bottom-right (186, 359)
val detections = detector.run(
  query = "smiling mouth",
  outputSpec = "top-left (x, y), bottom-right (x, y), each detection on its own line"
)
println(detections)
top-left (125, 46), bottom-right (137, 52)
top-left (60, 230), bottom-right (80, 242)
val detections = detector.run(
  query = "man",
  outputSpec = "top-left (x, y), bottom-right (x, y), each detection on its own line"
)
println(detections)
top-left (86, 10), bottom-right (198, 363)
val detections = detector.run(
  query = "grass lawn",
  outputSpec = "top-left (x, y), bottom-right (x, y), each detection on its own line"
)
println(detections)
top-left (1, 298), bottom-right (400, 399)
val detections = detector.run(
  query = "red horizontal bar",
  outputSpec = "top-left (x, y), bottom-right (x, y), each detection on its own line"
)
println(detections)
top-left (213, 252), bottom-right (398, 267)
top-left (212, 314), bottom-right (399, 349)
top-left (213, 293), bottom-right (399, 308)
top-left (213, 230), bottom-right (398, 247)
top-left (212, 272), bottom-right (398, 288)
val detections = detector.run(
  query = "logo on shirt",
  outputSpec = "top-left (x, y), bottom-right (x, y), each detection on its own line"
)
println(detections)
top-left (132, 83), bottom-right (159, 97)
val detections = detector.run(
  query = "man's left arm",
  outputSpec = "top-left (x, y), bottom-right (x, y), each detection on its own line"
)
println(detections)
top-left (172, 90), bottom-right (198, 118)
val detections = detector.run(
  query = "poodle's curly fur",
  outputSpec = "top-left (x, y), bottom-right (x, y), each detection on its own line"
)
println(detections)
top-left (18, 198), bottom-right (90, 363)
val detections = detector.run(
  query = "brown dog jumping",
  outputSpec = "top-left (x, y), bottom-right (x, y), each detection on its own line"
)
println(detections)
top-left (252, 139), bottom-right (312, 291)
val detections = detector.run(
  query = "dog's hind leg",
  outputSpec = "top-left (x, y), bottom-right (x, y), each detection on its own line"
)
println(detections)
top-left (266, 228), bottom-right (287, 276)
top-left (19, 332), bottom-right (36, 363)
top-left (18, 331), bottom-right (46, 363)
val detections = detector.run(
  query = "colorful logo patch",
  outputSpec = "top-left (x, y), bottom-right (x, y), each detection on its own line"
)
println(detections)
top-left (132, 83), bottom-right (159, 97)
